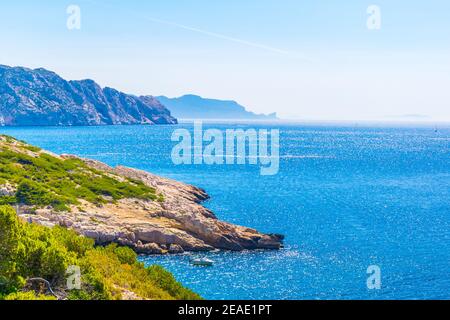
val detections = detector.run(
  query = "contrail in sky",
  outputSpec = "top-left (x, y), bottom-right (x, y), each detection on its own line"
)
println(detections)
top-left (86, 0), bottom-right (315, 61)
top-left (141, 16), bottom-right (292, 56)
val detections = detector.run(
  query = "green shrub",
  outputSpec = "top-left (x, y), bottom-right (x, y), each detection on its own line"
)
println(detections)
top-left (147, 265), bottom-right (201, 300)
top-left (0, 196), bottom-right (16, 206)
top-left (109, 245), bottom-right (138, 265)
top-left (3, 291), bottom-right (56, 300)
top-left (0, 205), bottom-right (23, 293)
top-left (23, 145), bottom-right (42, 152)
top-left (0, 205), bottom-right (201, 300)
top-left (15, 180), bottom-right (70, 212)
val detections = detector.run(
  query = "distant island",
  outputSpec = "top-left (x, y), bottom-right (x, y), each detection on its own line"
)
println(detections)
top-left (0, 65), bottom-right (177, 126)
top-left (157, 94), bottom-right (278, 120)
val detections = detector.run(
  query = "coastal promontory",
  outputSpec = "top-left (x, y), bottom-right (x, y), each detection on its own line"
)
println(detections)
top-left (0, 135), bottom-right (283, 254)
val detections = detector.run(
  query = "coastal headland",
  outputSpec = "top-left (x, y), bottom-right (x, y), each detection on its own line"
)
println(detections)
top-left (0, 135), bottom-right (284, 255)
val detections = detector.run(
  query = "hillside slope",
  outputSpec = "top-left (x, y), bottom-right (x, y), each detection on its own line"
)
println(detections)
top-left (0, 205), bottom-right (200, 300)
top-left (0, 65), bottom-right (177, 126)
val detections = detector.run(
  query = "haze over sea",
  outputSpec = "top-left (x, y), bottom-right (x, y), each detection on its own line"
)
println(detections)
top-left (1, 122), bottom-right (449, 300)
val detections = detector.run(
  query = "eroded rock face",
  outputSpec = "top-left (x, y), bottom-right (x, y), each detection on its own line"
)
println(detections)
top-left (19, 155), bottom-right (283, 254)
top-left (0, 65), bottom-right (177, 126)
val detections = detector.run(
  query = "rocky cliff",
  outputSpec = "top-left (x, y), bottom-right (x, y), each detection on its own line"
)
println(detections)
top-left (0, 136), bottom-right (283, 254)
top-left (0, 65), bottom-right (177, 126)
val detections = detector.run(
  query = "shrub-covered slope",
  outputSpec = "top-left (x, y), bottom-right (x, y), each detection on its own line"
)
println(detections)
top-left (0, 205), bottom-right (201, 300)
top-left (0, 135), bottom-right (161, 212)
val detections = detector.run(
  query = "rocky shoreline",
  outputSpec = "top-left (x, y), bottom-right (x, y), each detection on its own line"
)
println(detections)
top-left (17, 154), bottom-right (284, 254)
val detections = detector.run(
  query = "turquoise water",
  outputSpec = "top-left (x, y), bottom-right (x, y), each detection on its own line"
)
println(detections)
top-left (1, 123), bottom-right (449, 300)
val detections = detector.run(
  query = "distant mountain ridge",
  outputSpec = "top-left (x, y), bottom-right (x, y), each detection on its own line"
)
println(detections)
top-left (157, 95), bottom-right (277, 120)
top-left (0, 65), bottom-right (177, 126)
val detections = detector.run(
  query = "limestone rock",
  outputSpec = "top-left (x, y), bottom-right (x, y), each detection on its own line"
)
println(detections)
top-left (0, 183), bottom-right (16, 196)
top-left (17, 155), bottom-right (284, 254)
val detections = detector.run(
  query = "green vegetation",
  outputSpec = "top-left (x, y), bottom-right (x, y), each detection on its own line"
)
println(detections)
top-left (0, 136), bottom-right (196, 300)
top-left (23, 145), bottom-right (42, 152)
top-left (0, 205), bottom-right (201, 300)
top-left (0, 135), bottom-right (160, 212)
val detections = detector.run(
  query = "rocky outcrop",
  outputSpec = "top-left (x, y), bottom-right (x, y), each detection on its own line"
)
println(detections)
top-left (0, 65), bottom-right (177, 126)
top-left (0, 183), bottom-right (16, 196)
top-left (17, 155), bottom-right (283, 254)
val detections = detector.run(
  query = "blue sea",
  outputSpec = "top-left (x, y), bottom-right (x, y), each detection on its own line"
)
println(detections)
top-left (1, 122), bottom-right (449, 300)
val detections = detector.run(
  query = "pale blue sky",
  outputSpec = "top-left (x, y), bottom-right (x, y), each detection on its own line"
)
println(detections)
top-left (1, 0), bottom-right (449, 120)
